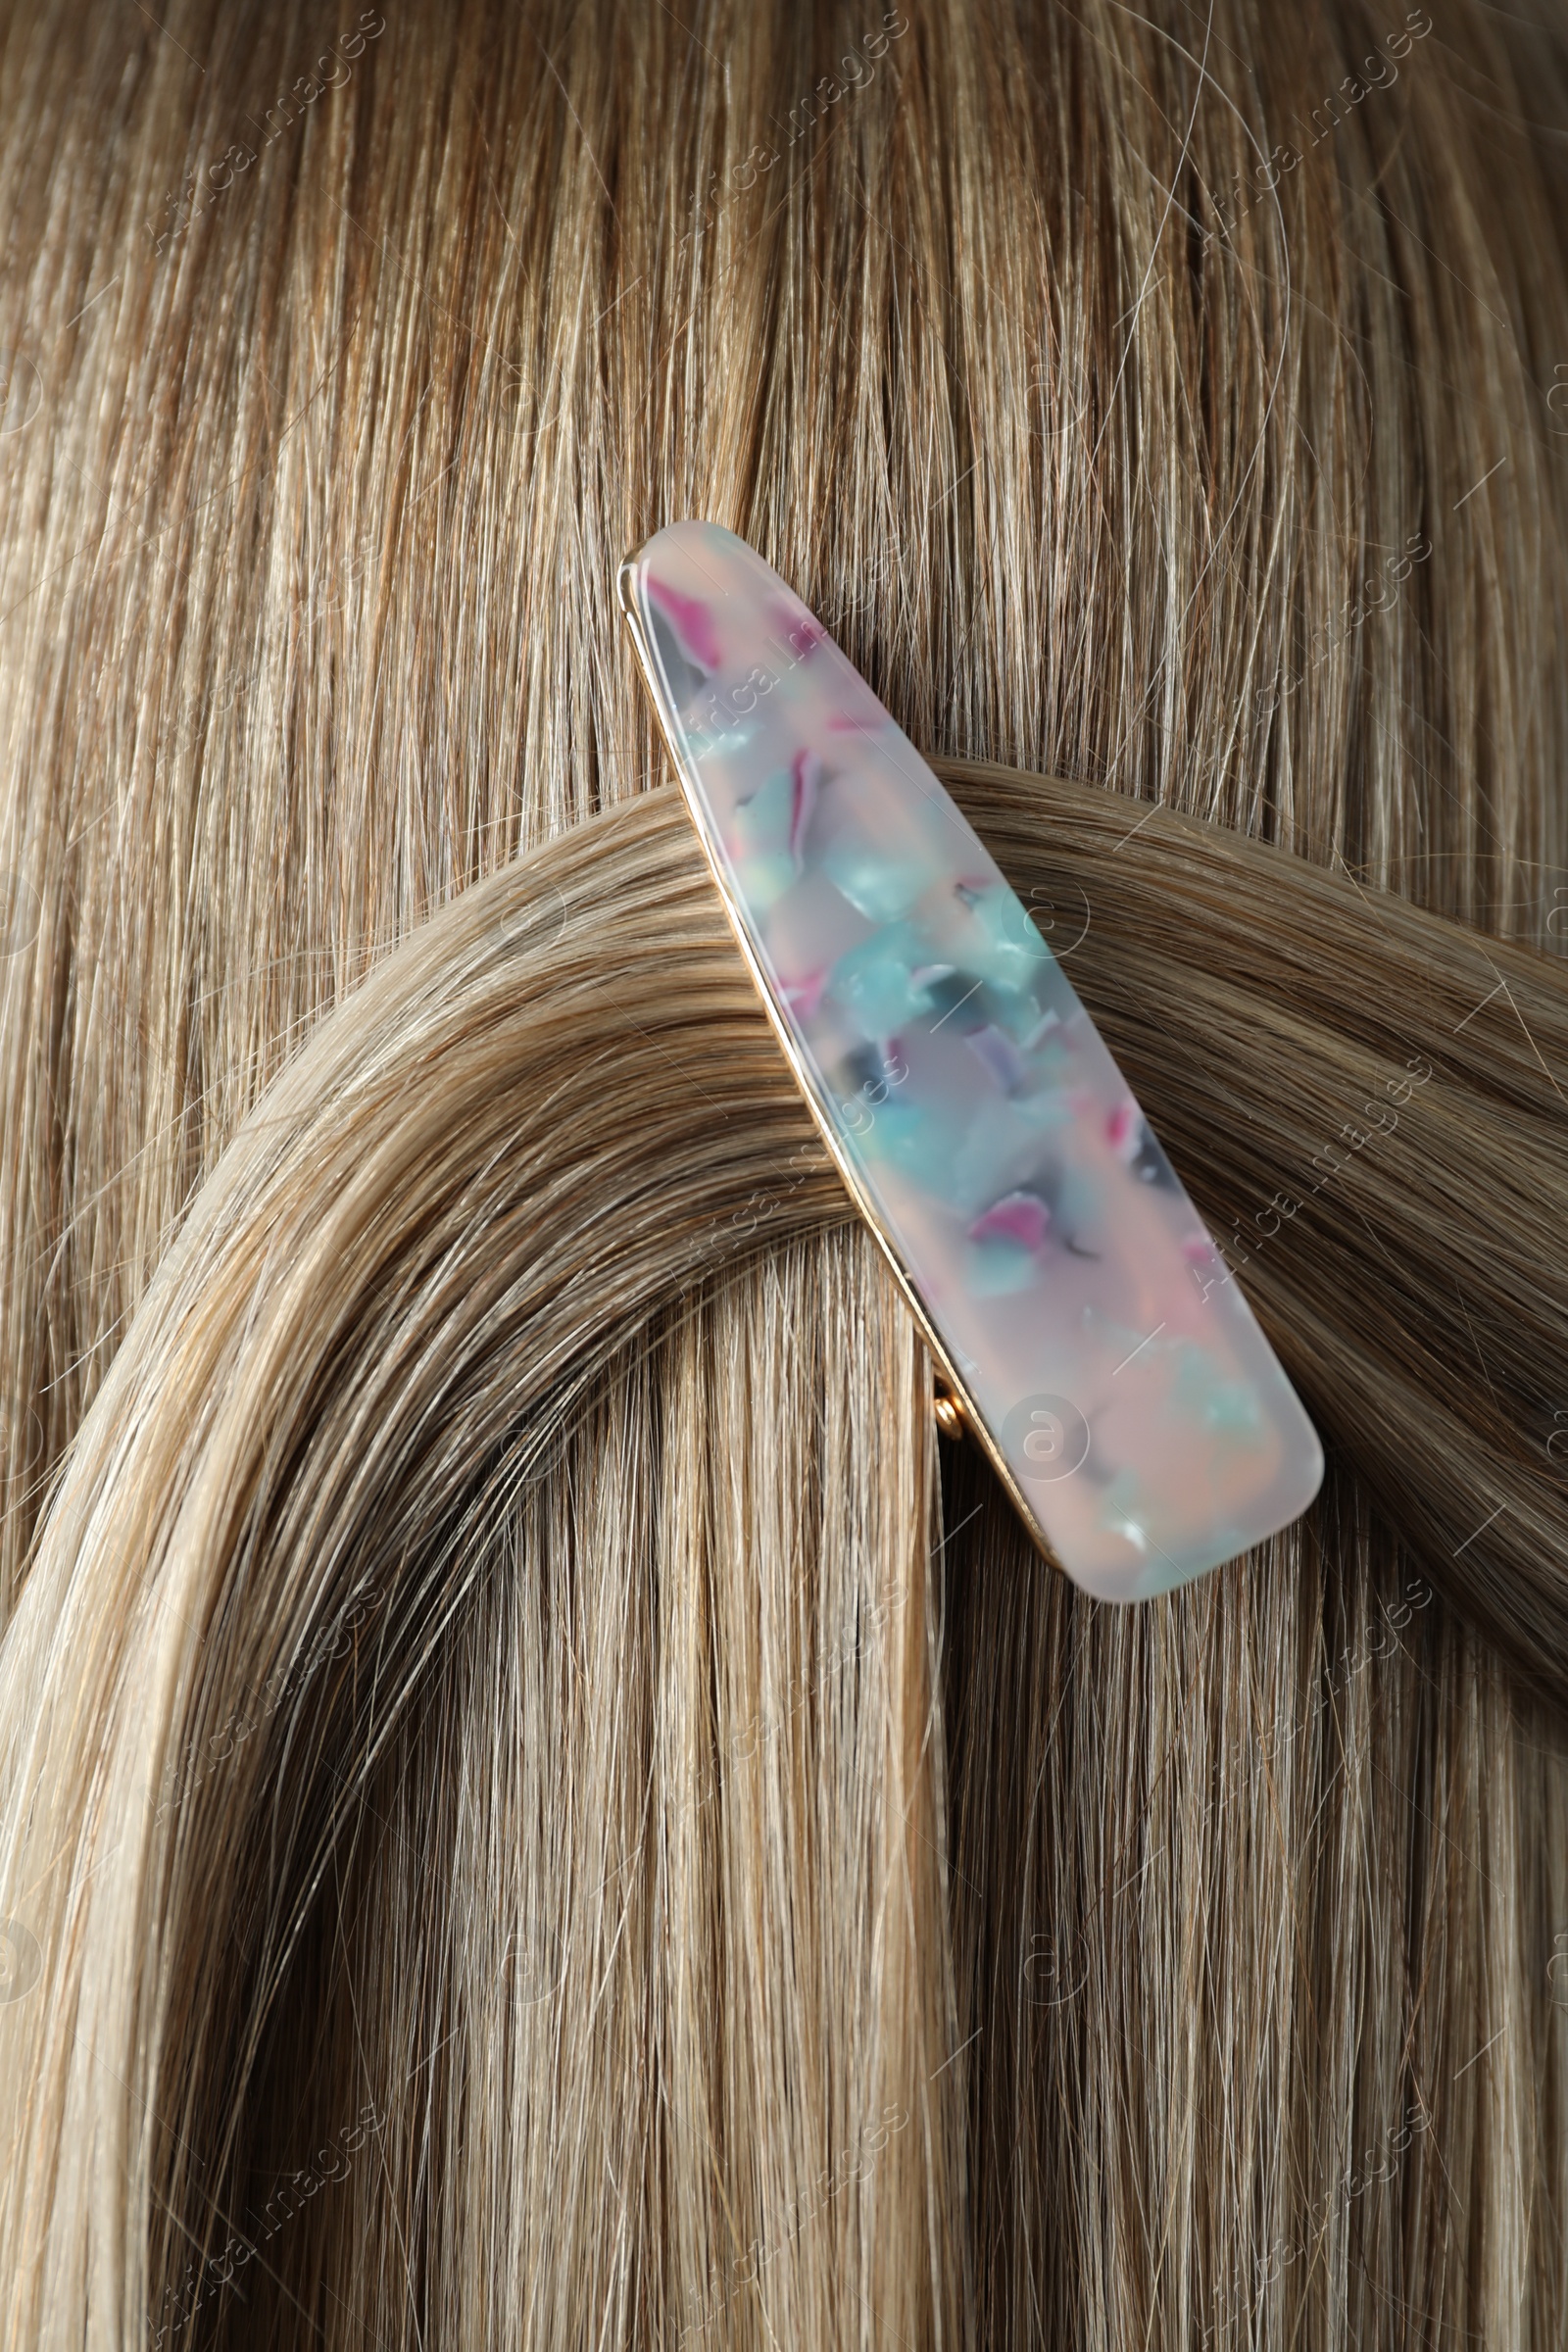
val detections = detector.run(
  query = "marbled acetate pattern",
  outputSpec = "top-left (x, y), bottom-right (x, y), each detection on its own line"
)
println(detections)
top-left (622, 521), bottom-right (1322, 1600)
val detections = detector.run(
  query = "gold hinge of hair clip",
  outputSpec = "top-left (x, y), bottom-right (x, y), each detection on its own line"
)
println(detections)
top-left (932, 1380), bottom-right (967, 1442)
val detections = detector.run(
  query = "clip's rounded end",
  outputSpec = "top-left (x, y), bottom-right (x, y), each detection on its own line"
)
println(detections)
top-left (614, 552), bottom-right (644, 619)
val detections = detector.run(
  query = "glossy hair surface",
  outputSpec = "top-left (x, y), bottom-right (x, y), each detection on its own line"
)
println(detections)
top-left (1, 2), bottom-right (1567, 2344)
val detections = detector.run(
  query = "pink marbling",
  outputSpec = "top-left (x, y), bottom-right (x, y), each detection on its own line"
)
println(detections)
top-left (623, 521), bottom-right (1323, 1600)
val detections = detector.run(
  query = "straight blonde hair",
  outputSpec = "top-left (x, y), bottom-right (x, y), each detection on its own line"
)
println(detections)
top-left (2, 2), bottom-right (1568, 2344)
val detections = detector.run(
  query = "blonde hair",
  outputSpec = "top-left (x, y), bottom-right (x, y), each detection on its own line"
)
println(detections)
top-left (1, 1), bottom-right (1567, 2343)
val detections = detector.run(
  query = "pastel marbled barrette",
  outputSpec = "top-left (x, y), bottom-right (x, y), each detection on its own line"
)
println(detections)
top-left (617, 521), bottom-right (1323, 1602)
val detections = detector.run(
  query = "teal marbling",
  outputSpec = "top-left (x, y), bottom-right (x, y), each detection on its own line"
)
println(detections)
top-left (621, 521), bottom-right (1324, 1601)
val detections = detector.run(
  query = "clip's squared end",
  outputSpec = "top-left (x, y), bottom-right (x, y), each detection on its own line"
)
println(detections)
top-left (617, 521), bottom-right (1325, 1603)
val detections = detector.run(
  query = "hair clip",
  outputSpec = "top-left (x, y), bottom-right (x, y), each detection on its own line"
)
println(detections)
top-left (617, 521), bottom-right (1323, 1601)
